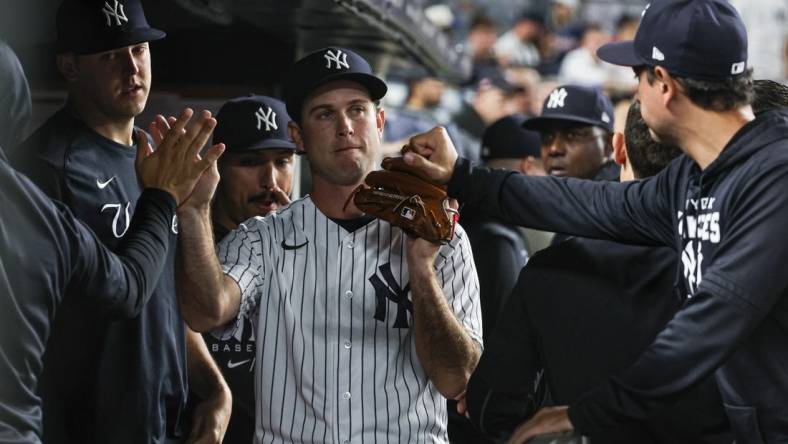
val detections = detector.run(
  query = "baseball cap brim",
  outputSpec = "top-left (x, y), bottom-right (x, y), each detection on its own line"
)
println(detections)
top-left (65, 27), bottom-right (166, 55)
top-left (522, 115), bottom-right (609, 131)
top-left (230, 138), bottom-right (297, 152)
top-left (596, 40), bottom-right (644, 67)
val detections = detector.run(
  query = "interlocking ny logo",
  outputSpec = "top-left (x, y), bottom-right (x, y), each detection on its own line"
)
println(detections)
top-left (102, 0), bottom-right (128, 27)
top-left (324, 49), bottom-right (350, 70)
top-left (546, 88), bottom-right (568, 109)
top-left (255, 106), bottom-right (277, 131)
top-left (369, 263), bottom-right (412, 328)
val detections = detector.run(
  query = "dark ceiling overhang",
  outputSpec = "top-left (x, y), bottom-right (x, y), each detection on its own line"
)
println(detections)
top-left (156, 0), bottom-right (470, 82)
top-left (2, 0), bottom-right (470, 90)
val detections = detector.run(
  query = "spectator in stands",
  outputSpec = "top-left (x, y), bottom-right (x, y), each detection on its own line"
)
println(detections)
top-left (466, 14), bottom-right (498, 83)
top-left (494, 12), bottom-right (545, 69)
top-left (454, 73), bottom-right (520, 146)
top-left (384, 66), bottom-right (476, 159)
top-left (731, 0), bottom-right (788, 81)
top-left (614, 14), bottom-right (639, 42)
top-left (540, 0), bottom-right (584, 75)
top-left (558, 23), bottom-right (611, 87)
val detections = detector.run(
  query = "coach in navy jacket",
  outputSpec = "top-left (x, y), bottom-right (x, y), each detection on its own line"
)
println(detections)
top-left (401, 1), bottom-right (788, 442)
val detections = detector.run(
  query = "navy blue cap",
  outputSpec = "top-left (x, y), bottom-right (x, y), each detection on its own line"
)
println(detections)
top-left (57, 0), bottom-right (165, 55)
top-left (597, 0), bottom-right (748, 80)
top-left (283, 47), bottom-right (387, 120)
top-left (523, 85), bottom-right (614, 132)
top-left (481, 114), bottom-right (541, 160)
top-left (213, 95), bottom-right (296, 153)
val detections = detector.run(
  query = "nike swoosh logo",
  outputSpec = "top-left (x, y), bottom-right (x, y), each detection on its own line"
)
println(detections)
top-left (227, 359), bottom-right (251, 369)
top-left (281, 240), bottom-right (309, 250)
top-left (96, 177), bottom-right (115, 189)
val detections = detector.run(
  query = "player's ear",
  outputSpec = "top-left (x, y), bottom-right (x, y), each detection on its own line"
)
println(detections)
top-left (288, 121), bottom-right (306, 155)
top-left (654, 66), bottom-right (676, 106)
top-left (56, 53), bottom-right (79, 83)
top-left (612, 132), bottom-right (627, 167)
top-left (375, 105), bottom-right (385, 135)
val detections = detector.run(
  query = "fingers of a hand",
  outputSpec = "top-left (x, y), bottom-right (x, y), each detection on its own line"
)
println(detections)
top-left (135, 129), bottom-right (153, 167)
top-left (506, 422), bottom-right (534, 444)
top-left (153, 115), bottom-right (173, 144)
top-left (408, 126), bottom-right (447, 151)
top-left (186, 115), bottom-right (217, 163)
top-left (402, 152), bottom-right (444, 181)
top-left (148, 120), bottom-right (163, 147)
top-left (198, 143), bottom-right (225, 171)
top-left (175, 110), bottom-right (212, 165)
top-left (159, 108), bottom-right (194, 152)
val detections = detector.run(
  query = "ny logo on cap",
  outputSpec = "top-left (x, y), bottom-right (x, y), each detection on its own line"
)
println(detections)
top-left (255, 106), bottom-right (278, 132)
top-left (652, 46), bottom-right (665, 61)
top-left (546, 88), bottom-right (568, 109)
top-left (102, 0), bottom-right (128, 27)
top-left (324, 49), bottom-right (350, 70)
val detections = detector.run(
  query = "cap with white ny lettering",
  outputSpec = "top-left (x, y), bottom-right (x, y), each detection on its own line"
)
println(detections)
top-left (283, 47), bottom-right (388, 121)
top-left (522, 85), bottom-right (614, 133)
top-left (597, 0), bottom-right (748, 80)
top-left (213, 95), bottom-right (296, 153)
top-left (56, 0), bottom-right (166, 55)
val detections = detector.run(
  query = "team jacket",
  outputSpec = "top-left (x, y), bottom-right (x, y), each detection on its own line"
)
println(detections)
top-left (0, 154), bottom-right (177, 443)
top-left (447, 109), bottom-right (788, 443)
top-left (12, 109), bottom-right (187, 444)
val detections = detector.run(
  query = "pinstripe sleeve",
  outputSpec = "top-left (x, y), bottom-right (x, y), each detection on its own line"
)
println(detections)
top-left (217, 220), bottom-right (266, 324)
top-left (436, 224), bottom-right (484, 349)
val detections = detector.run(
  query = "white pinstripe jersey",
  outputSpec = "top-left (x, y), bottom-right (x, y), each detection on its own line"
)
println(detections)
top-left (216, 195), bottom-right (482, 444)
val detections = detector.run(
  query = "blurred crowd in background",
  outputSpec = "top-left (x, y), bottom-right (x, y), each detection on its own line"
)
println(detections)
top-left (381, 0), bottom-right (788, 162)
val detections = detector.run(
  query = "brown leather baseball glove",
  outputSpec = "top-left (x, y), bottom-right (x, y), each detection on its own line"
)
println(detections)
top-left (347, 156), bottom-right (459, 244)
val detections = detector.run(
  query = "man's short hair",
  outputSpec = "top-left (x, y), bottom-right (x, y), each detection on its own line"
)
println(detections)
top-left (470, 13), bottom-right (496, 30)
top-left (752, 79), bottom-right (788, 115)
top-left (644, 66), bottom-right (754, 112)
top-left (625, 101), bottom-right (682, 179)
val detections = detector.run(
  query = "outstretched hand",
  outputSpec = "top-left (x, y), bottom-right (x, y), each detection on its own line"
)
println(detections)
top-left (506, 406), bottom-right (574, 443)
top-left (401, 126), bottom-right (459, 185)
top-left (135, 108), bottom-right (225, 206)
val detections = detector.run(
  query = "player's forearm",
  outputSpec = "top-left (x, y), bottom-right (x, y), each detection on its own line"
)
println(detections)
top-left (411, 265), bottom-right (481, 399)
top-left (186, 326), bottom-right (230, 400)
top-left (176, 205), bottom-right (239, 331)
top-left (447, 158), bottom-right (671, 246)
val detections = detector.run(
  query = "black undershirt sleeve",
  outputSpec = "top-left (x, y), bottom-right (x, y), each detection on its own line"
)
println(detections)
top-left (69, 188), bottom-right (176, 318)
top-left (448, 158), bottom-right (675, 247)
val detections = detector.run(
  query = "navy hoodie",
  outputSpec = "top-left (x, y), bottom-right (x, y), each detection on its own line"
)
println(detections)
top-left (448, 109), bottom-right (788, 443)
